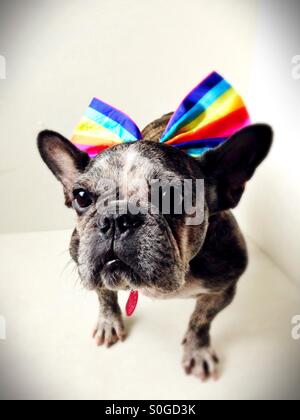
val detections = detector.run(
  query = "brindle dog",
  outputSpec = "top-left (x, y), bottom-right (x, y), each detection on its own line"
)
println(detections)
top-left (37, 113), bottom-right (272, 380)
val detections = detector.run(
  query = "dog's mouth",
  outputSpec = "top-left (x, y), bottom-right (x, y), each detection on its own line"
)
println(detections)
top-left (99, 250), bottom-right (141, 290)
top-left (98, 252), bottom-right (140, 316)
top-left (104, 257), bottom-right (123, 270)
top-left (102, 250), bottom-right (129, 272)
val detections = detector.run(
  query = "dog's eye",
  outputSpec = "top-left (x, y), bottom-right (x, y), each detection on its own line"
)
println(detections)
top-left (73, 189), bottom-right (93, 209)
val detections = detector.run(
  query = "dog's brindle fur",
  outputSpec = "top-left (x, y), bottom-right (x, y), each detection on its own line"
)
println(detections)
top-left (38, 114), bottom-right (272, 380)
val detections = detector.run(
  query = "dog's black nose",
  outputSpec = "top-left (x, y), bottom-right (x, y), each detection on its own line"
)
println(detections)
top-left (98, 213), bottom-right (144, 237)
top-left (116, 214), bottom-right (143, 234)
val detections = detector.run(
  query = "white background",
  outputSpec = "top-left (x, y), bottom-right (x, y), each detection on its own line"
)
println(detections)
top-left (0, 0), bottom-right (299, 286)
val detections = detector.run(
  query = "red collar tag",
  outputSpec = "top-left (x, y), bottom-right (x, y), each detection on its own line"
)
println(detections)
top-left (126, 290), bottom-right (139, 317)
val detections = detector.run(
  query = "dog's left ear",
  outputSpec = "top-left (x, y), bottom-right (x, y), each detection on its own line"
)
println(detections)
top-left (37, 130), bottom-right (90, 207)
top-left (201, 124), bottom-right (273, 212)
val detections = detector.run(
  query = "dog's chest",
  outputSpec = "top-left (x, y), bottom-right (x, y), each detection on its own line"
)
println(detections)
top-left (141, 277), bottom-right (209, 300)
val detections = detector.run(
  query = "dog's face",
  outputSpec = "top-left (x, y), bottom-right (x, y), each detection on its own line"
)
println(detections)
top-left (73, 141), bottom-right (210, 293)
top-left (38, 123), bottom-right (272, 294)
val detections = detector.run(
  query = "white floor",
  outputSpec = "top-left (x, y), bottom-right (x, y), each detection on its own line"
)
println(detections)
top-left (0, 229), bottom-right (299, 400)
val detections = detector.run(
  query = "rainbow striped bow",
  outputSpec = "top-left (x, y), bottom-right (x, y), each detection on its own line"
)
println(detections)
top-left (71, 72), bottom-right (250, 159)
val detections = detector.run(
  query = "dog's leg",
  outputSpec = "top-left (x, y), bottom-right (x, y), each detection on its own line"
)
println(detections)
top-left (182, 286), bottom-right (236, 381)
top-left (92, 288), bottom-right (126, 347)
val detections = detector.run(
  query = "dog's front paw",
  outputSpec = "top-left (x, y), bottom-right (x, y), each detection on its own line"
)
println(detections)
top-left (92, 313), bottom-right (126, 347)
top-left (182, 331), bottom-right (219, 381)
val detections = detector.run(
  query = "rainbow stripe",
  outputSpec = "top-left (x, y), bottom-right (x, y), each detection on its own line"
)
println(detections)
top-left (71, 72), bottom-right (250, 159)
top-left (71, 97), bottom-right (142, 157)
top-left (160, 72), bottom-right (250, 156)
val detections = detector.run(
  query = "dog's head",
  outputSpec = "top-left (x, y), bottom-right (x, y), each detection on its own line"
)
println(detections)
top-left (37, 121), bottom-right (272, 294)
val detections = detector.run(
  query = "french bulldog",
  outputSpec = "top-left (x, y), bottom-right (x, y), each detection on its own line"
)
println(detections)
top-left (37, 113), bottom-right (272, 380)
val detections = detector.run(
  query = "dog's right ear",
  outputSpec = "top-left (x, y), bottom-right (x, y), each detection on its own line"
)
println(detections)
top-left (200, 124), bottom-right (273, 213)
top-left (37, 130), bottom-right (90, 207)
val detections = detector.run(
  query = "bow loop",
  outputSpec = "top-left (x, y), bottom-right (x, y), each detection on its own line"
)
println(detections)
top-left (72, 97), bottom-right (142, 158)
top-left (160, 72), bottom-right (250, 157)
